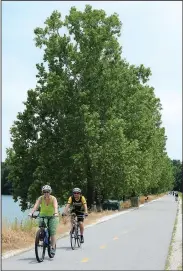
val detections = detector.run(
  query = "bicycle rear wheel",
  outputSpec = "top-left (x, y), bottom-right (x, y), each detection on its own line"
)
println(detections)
top-left (35, 229), bottom-right (46, 262)
top-left (70, 228), bottom-right (76, 250)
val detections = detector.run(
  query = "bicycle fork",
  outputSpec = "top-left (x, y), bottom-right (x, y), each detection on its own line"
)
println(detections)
top-left (43, 229), bottom-right (49, 245)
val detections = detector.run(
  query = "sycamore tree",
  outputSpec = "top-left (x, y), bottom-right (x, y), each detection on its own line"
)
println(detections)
top-left (6, 5), bottom-right (173, 210)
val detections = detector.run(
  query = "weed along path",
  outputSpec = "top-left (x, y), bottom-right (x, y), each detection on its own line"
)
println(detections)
top-left (2, 195), bottom-right (178, 270)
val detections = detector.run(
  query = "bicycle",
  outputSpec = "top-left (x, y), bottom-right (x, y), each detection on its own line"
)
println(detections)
top-left (30, 213), bottom-right (57, 262)
top-left (62, 212), bottom-right (87, 250)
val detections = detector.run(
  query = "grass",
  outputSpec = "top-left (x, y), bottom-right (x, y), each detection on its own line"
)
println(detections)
top-left (178, 192), bottom-right (182, 201)
top-left (2, 193), bottom-right (166, 254)
top-left (178, 192), bottom-right (183, 214)
top-left (2, 217), bottom-right (38, 252)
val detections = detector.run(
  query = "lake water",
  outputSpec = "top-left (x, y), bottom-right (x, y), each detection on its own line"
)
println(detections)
top-left (2, 195), bottom-right (64, 223)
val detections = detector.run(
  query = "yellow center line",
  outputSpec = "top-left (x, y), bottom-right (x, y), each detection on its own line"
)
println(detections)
top-left (81, 258), bottom-right (89, 263)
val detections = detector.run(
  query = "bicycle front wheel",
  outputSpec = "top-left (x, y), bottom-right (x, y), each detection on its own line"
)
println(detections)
top-left (35, 229), bottom-right (46, 262)
top-left (76, 227), bottom-right (81, 247)
top-left (70, 228), bottom-right (76, 250)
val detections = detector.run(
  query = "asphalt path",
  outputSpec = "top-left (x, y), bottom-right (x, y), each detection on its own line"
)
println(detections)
top-left (2, 195), bottom-right (178, 270)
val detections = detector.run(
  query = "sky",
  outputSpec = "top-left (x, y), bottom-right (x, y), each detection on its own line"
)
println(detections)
top-left (2, 1), bottom-right (182, 161)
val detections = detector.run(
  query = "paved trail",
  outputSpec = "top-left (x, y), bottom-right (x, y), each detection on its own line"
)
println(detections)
top-left (2, 195), bottom-right (178, 270)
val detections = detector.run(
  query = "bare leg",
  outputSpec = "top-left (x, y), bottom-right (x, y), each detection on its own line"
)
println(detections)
top-left (50, 235), bottom-right (56, 247)
top-left (79, 222), bottom-right (84, 235)
top-left (71, 216), bottom-right (75, 233)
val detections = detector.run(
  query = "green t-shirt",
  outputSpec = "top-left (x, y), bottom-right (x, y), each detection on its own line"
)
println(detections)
top-left (39, 195), bottom-right (55, 216)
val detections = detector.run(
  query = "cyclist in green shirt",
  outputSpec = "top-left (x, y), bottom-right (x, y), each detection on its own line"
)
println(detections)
top-left (29, 185), bottom-right (59, 255)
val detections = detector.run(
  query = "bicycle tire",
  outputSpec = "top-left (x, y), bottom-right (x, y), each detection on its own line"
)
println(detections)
top-left (35, 229), bottom-right (46, 262)
top-left (76, 226), bottom-right (81, 247)
top-left (70, 228), bottom-right (76, 250)
top-left (77, 236), bottom-right (81, 247)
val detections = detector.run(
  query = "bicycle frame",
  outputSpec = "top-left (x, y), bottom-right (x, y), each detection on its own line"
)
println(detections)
top-left (39, 217), bottom-right (50, 246)
top-left (69, 214), bottom-right (84, 250)
top-left (71, 213), bottom-right (85, 229)
top-left (43, 228), bottom-right (49, 246)
top-left (62, 213), bottom-right (79, 235)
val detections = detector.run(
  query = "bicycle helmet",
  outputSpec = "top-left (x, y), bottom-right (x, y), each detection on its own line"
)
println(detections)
top-left (72, 187), bottom-right (81, 193)
top-left (42, 185), bottom-right (52, 193)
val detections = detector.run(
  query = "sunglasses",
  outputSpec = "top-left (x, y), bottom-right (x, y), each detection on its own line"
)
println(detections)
top-left (43, 191), bottom-right (50, 194)
top-left (73, 192), bottom-right (80, 195)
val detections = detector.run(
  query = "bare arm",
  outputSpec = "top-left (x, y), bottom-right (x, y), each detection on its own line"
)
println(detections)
top-left (63, 197), bottom-right (72, 214)
top-left (83, 203), bottom-right (88, 213)
top-left (53, 197), bottom-right (59, 215)
top-left (81, 196), bottom-right (88, 213)
top-left (63, 203), bottom-right (70, 214)
top-left (30, 197), bottom-right (41, 214)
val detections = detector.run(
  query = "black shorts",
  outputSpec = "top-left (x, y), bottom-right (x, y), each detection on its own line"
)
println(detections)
top-left (71, 210), bottom-right (84, 222)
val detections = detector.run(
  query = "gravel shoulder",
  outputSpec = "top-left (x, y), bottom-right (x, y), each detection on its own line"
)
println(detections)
top-left (165, 196), bottom-right (182, 270)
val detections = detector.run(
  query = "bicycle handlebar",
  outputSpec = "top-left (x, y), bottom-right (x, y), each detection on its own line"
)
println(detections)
top-left (29, 213), bottom-right (57, 219)
top-left (62, 213), bottom-right (88, 218)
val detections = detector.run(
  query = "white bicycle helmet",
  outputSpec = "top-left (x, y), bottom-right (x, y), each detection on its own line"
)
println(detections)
top-left (73, 187), bottom-right (81, 193)
top-left (42, 185), bottom-right (52, 193)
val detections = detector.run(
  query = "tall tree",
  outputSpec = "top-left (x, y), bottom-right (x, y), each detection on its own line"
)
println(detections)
top-left (6, 5), bottom-right (174, 210)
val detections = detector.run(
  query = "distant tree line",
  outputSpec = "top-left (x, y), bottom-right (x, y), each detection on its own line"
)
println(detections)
top-left (2, 159), bottom-right (182, 198)
top-left (3, 6), bottom-right (180, 210)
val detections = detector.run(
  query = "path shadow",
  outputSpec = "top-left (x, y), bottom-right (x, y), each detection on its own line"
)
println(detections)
top-left (56, 246), bottom-right (72, 251)
top-left (18, 257), bottom-right (38, 264)
top-left (18, 256), bottom-right (54, 264)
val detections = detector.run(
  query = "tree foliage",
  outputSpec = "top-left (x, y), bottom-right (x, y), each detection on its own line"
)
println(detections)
top-left (6, 5), bottom-right (174, 210)
top-left (1, 162), bottom-right (12, 195)
top-left (172, 160), bottom-right (182, 192)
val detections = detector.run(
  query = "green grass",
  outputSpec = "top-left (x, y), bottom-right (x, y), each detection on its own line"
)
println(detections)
top-left (178, 192), bottom-right (182, 199)
top-left (3, 217), bottom-right (38, 232)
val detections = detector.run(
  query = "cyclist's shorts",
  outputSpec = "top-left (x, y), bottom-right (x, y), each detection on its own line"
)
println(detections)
top-left (39, 216), bottom-right (59, 236)
top-left (72, 211), bottom-right (85, 222)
